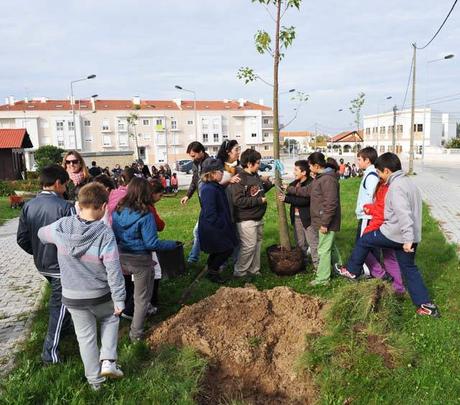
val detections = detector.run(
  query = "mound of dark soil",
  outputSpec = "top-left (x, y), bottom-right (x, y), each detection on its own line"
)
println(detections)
top-left (147, 285), bottom-right (325, 404)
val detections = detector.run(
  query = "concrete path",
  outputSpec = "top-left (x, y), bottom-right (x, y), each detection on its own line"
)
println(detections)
top-left (0, 218), bottom-right (45, 376)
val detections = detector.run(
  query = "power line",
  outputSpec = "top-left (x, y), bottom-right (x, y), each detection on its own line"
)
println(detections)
top-left (416, 0), bottom-right (458, 50)
top-left (401, 56), bottom-right (414, 110)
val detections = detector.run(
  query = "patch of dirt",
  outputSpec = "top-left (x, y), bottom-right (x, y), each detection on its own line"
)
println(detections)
top-left (366, 335), bottom-right (395, 368)
top-left (147, 285), bottom-right (325, 404)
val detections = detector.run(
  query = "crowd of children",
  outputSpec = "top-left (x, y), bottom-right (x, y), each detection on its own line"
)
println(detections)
top-left (15, 142), bottom-right (439, 391)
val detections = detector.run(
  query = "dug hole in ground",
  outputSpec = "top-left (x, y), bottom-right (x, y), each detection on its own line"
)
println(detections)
top-left (147, 285), bottom-right (325, 404)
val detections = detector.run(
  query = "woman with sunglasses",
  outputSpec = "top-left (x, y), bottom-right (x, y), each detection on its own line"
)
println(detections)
top-left (62, 150), bottom-right (92, 201)
top-left (216, 139), bottom-right (242, 186)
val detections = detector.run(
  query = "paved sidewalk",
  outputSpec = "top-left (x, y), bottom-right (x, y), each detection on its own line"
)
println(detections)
top-left (0, 218), bottom-right (45, 376)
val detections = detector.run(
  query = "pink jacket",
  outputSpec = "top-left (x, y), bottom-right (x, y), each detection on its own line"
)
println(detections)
top-left (107, 186), bottom-right (128, 225)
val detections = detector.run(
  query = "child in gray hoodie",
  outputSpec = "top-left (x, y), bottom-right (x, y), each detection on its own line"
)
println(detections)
top-left (38, 183), bottom-right (126, 390)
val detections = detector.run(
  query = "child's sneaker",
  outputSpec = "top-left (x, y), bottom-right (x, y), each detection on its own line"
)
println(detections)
top-left (100, 360), bottom-right (124, 379)
top-left (416, 303), bottom-right (440, 318)
top-left (333, 263), bottom-right (357, 280)
top-left (147, 303), bottom-right (158, 316)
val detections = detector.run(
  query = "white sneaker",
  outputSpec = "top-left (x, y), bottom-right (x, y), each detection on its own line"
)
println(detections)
top-left (100, 360), bottom-right (124, 379)
top-left (147, 303), bottom-right (158, 316)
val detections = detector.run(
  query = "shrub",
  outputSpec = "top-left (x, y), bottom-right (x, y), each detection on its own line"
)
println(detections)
top-left (34, 145), bottom-right (65, 172)
top-left (8, 179), bottom-right (41, 192)
top-left (0, 181), bottom-right (15, 196)
top-left (446, 137), bottom-right (460, 149)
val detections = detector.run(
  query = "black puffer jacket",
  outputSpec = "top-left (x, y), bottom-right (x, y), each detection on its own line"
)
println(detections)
top-left (17, 191), bottom-right (75, 277)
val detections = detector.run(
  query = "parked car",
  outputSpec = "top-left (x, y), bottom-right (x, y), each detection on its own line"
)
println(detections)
top-left (178, 160), bottom-right (193, 174)
top-left (259, 162), bottom-right (272, 172)
top-left (261, 158), bottom-right (275, 166)
top-left (175, 159), bottom-right (192, 171)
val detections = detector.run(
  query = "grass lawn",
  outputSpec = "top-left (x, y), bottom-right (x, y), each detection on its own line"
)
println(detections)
top-left (1, 178), bottom-right (460, 404)
top-left (0, 197), bottom-right (22, 225)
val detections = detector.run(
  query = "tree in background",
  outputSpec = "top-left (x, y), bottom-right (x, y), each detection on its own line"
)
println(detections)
top-left (127, 112), bottom-right (140, 160)
top-left (237, 0), bottom-right (302, 250)
top-left (34, 145), bottom-right (65, 172)
top-left (349, 92), bottom-right (366, 131)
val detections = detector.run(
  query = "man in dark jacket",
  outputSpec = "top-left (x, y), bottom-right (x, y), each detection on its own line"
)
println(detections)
top-left (229, 149), bottom-right (273, 277)
top-left (17, 165), bottom-right (75, 364)
top-left (88, 161), bottom-right (102, 177)
top-left (278, 160), bottom-right (318, 269)
top-left (180, 141), bottom-right (209, 264)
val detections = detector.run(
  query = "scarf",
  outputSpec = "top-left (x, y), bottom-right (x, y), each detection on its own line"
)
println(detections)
top-left (68, 170), bottom-right (85, 186)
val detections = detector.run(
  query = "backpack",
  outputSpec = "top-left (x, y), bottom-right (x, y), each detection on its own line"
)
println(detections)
top-left (363, 171), bottom-right (379, 190)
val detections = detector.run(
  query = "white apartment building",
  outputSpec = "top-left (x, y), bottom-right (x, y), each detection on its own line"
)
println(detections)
top-left (0, 96), bottom-right (274, 170)
top-left (363, 108), bottom-right (457, 155)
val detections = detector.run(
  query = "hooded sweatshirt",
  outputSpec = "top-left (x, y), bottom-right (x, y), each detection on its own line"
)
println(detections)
top-left (37, 216), bottom-right (126, 309)
top-left (111, 208), bottom-right (176, 254)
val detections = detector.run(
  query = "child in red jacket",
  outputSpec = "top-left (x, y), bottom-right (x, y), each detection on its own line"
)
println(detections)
top-left (363, 181), bottom-right (405, 294)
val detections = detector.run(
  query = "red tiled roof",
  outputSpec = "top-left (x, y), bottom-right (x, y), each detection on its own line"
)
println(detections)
top-left (0, 128), bottom-right (33, 149)
top-left (280, 130), bottom-right (314, 138)
top-left (0, 99), bottom-right (271, 112)
top-left (331, 130), bottom-right (363, 143)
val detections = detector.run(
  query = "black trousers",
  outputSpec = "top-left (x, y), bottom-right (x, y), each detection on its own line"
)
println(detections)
top-left (42, 276), bottom-right (72, 363)
top-left (207, 249), bottom-right (234, 273)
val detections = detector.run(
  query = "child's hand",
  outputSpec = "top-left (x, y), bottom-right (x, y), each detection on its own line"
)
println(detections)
top-left (113, 306), bottom-right (123, 316)
top-left (363, 206), bottom-right (370, 215)
top-left (320, 226), bottom-right (328, 234)
top-left (229, 174), bottom-right (241, 184)
top-left (277, 193), bottom-right (286, 202)
top-left (403, 242), bottom-right (414, 253)
top-left (261, 197), bottom-right (267, 204)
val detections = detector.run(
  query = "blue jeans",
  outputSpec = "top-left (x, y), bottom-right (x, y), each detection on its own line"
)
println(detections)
top-left (347, 230), bottom-right (431, 306)
top-left (187, 221), bottom-right (201, 263)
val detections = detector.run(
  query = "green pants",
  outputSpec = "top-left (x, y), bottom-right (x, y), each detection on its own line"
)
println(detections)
top-left (315, 230), bottom-right (342, 283)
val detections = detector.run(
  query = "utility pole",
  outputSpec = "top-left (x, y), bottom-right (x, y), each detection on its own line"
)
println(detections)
top-left (392, 105), bottom-right (397, 152)
top-left (314, 122), bottom-right (318, 151)
top-left (408, 43), bottom-right (417, 174)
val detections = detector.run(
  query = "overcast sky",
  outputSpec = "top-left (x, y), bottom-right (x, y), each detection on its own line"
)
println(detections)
top-left (1, 0), bottom-right (459, 133)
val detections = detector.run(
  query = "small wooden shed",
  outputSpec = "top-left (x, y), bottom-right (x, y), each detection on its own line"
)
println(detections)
top-left (0, 129), bottom-right (33, 180)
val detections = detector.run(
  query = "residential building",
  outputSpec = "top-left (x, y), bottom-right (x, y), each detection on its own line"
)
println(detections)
top-left (280, 130), bottom-right (315, 153)
top-left (328, 130), bottom-right (363, 153)
top-left (0, 97), bottom-right (273, 170)
top-left (363, 108), bottom-right (457, 155)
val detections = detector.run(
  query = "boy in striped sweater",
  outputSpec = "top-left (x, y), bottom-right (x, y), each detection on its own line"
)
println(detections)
top-left (38, 182), bottom-right (126, 390)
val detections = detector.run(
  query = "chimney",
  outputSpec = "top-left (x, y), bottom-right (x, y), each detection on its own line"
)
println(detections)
top-left (238, 98), bottom-right (246, 108)
top-left (90, 96), bottom-right (96, 112)
top-left (24, 97), bottom-right (29, 103)
top-left (172, 98), bottom-right (182, 109)
top-left (8, 96), bottom-right (15, 106)
top-left (258, 98), bottom-right (264, 106)
top-left (132, 96), bottom-right (141, 106)
top-left (40, 97), bottom-right (47, 103)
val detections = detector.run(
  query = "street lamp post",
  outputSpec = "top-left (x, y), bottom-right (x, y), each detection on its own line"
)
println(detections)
top-left (70, 74), bottom-right (96, 149)
top-left (422, 54), bottom-right (455, 171)
top-left (376, 96), bottom-right (392, 153)
top-left (175, 85), bottom-right (197, 141)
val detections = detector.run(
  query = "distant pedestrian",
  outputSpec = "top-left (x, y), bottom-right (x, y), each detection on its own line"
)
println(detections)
top-left (171, 173), bottom-right (178, 193)
top-left (17, 165), bottom-right (75, 365)
top-left (89, 161), bottom-right (103, 177)
top-left (38, 182), bottom-right (126, 390)
top-left (338, 158), bottom-right (346, 179)
top-left (344, 163), bottom-right (351, 179)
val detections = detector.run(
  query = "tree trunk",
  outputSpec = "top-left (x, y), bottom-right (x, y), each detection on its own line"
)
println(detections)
top-left (273, 0), bottom-right (291, 250)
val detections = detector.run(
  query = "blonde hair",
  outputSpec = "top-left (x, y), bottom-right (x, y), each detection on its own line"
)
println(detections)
top-left (201, 171), bottom-right (221, 183)
top-left (78, 182), bottom-right (108, 209)
top-left (62, 150), bottom-right (90, 178)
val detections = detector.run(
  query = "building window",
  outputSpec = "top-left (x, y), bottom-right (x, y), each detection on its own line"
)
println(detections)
top-left (118, 120), bottom-right (126, 131)
top-left (414, 123), bottom-right (423, 132)
top-left (68, 121), bottom-right (74, 131)
top-left (251, 133), bottom-right (257, 138)
top-left (56, 121), bottom-right (64, 131)
top-left (84, 120), bottom-right (91, 127)
top-left (57, 135), bottom-right (64, 147)
top-left (379, 145), bottom-right (385, 153)
top-left (213, 119), bottom-right (220, 130)
top-left (142, 119), bottom-right (150, 126)
top-left (84, 133), bottom-right (93, 142)
top-left (365, 128), bottom-right (370, 135)
top-left (212, 133), bottom-right (218, 143)
top-left (119, 135), bottom-right (128, 146)
top-left (222, 133), bottom-right (229, 140)
top-left (171, 120), bottom-right (177, 130)
top-left (102, 120), bottom-right (110, 131)
top-left (202, 133), bottom-right (208, 143)
top-left (103, 135), bottom-right (112, 146)
top-left (397, 124), bottom-right (403, 133)
top-left (251, 145), bottom-right (256, 150)
top-left (264, 145), bottom-right (270, 150)
top-left (388, 125), bottom-right (394, 133)
top-left (380, 126), bottom-right (385, 134)
top-left (263, 118), bottom-right (269, 125)
top-left (187, 120), bottom-right (193, 125)
top-left (263, 132), bottom-right (270, 139)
